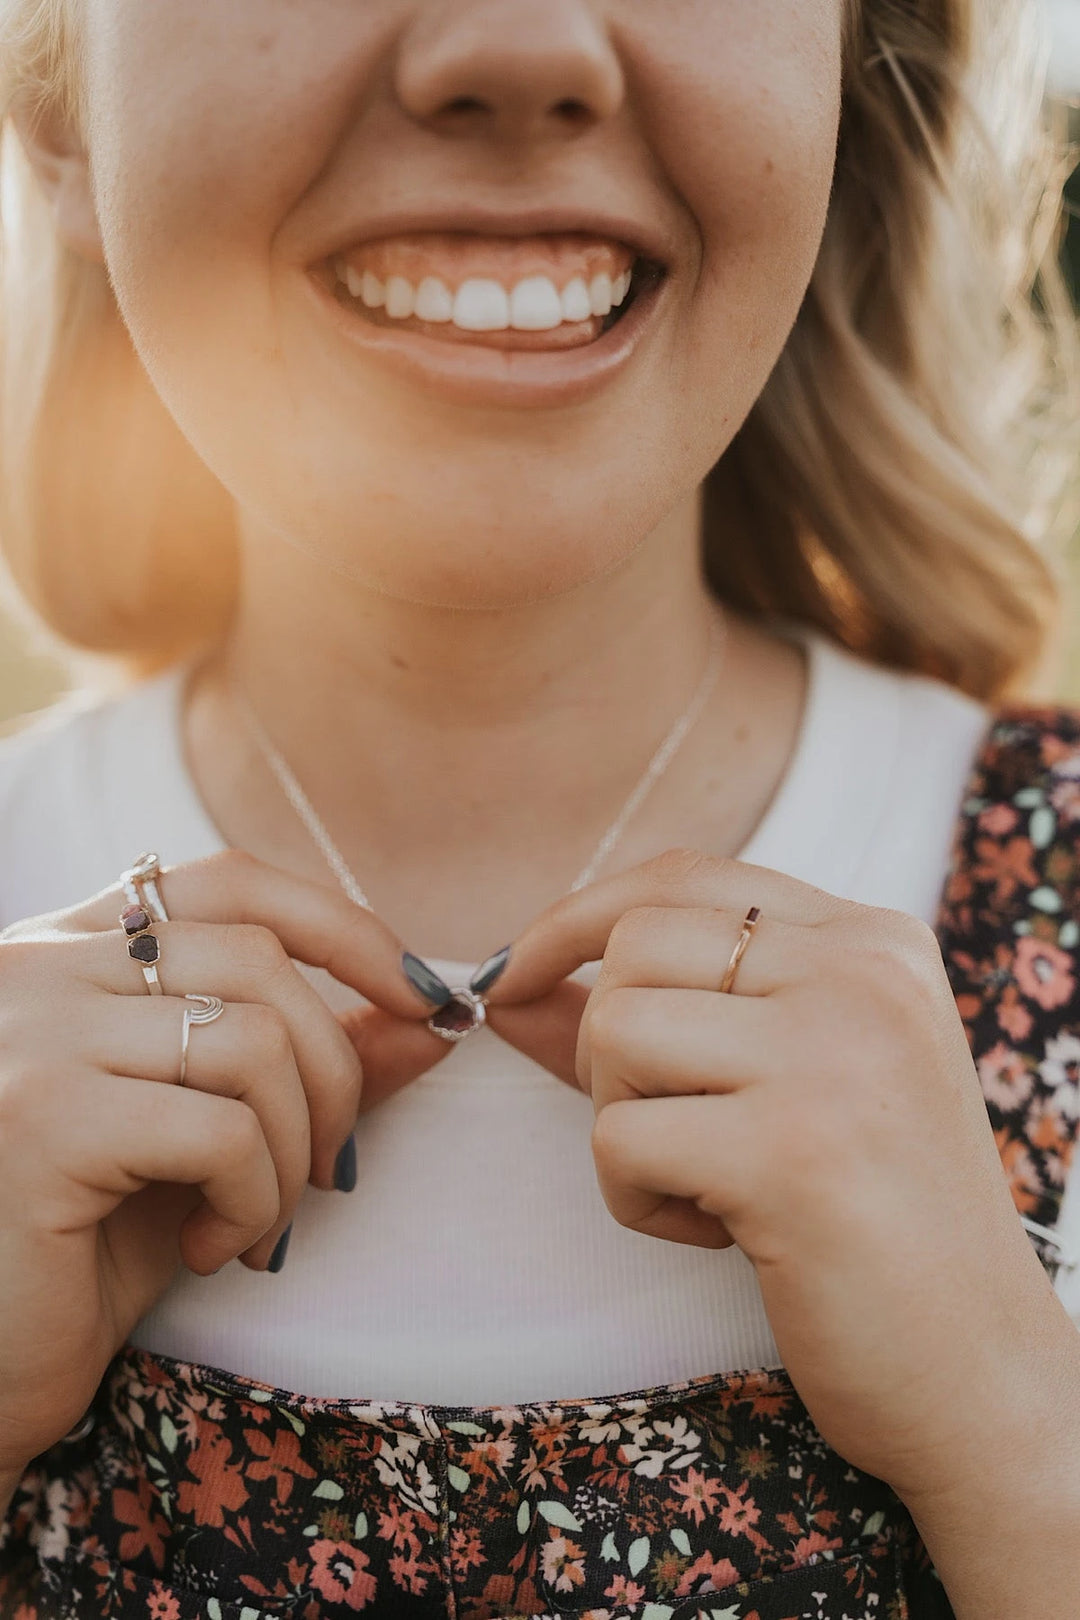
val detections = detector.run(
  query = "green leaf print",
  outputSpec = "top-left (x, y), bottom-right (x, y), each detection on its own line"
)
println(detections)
top-left (159, 1414), bottom-right (178, 1454)
top-left (447, 1465), bottom-right (471, 1493)
top-left (628, 1535), bottom-right (651, 1575)
top-left (669, 1527), bottom-right (692, 1556)
top-left (601, 1531), bottom-right (620, 1561)
top-left (516, 1499), bottom-right (530, 1534)
top-left (354, 1512), bottom-right (368, 1540)
top-left (537, 1500), bottom-right (584, 1532)
top-left (313, 1479), bottom-right (344, 1500)
top-left (1030, 806), bottom-right (1057, 849)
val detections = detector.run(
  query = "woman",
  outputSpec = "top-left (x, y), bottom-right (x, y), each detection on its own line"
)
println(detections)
top-left (0, 0), bottom-right (1077, 1615)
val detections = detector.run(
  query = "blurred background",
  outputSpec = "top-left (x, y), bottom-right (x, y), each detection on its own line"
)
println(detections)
top-left (1, 6), bottom-right (1079, 731)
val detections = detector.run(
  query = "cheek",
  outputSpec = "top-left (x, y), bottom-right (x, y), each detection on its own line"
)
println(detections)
top-left (623, 1), bottom-right (843, 419)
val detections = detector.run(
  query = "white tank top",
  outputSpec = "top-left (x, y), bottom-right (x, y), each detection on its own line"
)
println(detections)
top-left (3, 623), bottom-right (1073, 1402)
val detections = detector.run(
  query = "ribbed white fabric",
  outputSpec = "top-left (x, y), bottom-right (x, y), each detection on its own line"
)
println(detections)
top-left (1, 622), bottom-right (1076, 1403)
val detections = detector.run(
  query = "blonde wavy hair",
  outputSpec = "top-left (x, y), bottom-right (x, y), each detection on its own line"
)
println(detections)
top-left (0, 0), bottom-right (1076, 701)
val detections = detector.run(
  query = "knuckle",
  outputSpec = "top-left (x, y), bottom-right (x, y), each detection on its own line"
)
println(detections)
top-left (223, 922), bottom-right (289, 978)
top-left (590, 1101), bottom-right (634, 1173)
top-left (220, 1099), bottom-right (270, 1167)
top-left (329, 1046), bottom-right (363, 1102)
top-left (649, 846), bottom-right (718, 892)
top-left (244, 1003), bottom-right (294, 1065)
top-left (846, 907), bottom-right (943, 1000)
top-left (585, 989), bottom-right (633, 1063)
top-left (605, 906), bottom-right (666, 968)
top-left (209, 846), bottom-right (260, 886)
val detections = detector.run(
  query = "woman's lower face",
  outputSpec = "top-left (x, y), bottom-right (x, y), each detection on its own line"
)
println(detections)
top-left (53, 0), bottom-right (845, 608)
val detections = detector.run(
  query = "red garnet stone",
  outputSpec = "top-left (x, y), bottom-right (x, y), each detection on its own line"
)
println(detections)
top-left (121, 904), bottom-right (152, 936)
top-left (427, 992), bottom-right (486, 1042)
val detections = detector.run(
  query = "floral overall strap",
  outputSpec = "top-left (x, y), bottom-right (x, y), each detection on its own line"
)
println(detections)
top-left (933, 703), bottom-right (1080, 1281)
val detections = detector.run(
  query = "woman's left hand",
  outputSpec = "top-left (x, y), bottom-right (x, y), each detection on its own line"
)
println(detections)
top-left (480, 847), bottom-right (1056, 1505)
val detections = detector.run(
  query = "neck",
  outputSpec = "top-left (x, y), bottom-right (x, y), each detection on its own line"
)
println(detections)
top-left (184, 489), bottom-right (801, 957)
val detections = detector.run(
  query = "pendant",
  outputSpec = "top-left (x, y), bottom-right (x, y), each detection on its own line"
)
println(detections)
top-left (427, 988), bottom-right (488, 1044)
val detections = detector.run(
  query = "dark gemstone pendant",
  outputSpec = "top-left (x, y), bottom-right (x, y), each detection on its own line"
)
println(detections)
top-left (427, 989), bottom-right (487, 1043)
top-left (128, 933), bottom-right (161, 965)
top-left (120, 904), bottom-right (153, 937)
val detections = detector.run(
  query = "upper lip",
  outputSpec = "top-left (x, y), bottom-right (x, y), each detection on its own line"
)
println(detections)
top-left (314, 202), bottom-right (674, 272)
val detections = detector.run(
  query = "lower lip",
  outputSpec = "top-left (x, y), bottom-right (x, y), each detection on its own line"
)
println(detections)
top-left (305, 271), bottom-right (667, 409)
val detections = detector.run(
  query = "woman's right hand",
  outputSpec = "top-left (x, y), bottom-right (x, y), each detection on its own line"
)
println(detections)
top-left (0, 848), bottom-right (446, 1481)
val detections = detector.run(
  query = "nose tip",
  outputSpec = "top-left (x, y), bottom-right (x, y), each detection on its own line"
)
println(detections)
top-left (395, 0), bottom-right (625, 140)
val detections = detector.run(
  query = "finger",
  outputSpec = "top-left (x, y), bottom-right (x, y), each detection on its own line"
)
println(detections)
top-left (590, 906), bottom-right (808, 999)
top-left (338, 1005), bottom-right (455, 1112)
top-left (89, 996), bottom-right (310, 1257)
top-left (484, 980), bottom-right (591, 1089)
top-left (591, 1093), bottom-right (758, 1248)
top-left (68, 848), bottom-right (432, 1021)
top-left (581, 985), bottom-right (775, 1104)
top-left (485, 850), bottom-right (845, 1006)
top-left (52, 1072), bottom-right (283, 1274)
top-left (83, 921), bottom-right (362, 1191)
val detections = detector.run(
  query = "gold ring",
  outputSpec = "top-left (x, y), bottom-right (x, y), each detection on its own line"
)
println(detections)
top-left (719, 905), bottom-right (761, 994)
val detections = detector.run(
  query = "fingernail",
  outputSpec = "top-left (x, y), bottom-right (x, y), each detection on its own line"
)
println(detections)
top-left (401, 950), bottom-right (453, 1008)
top-left (267, 1223), bottom-right (292, 1274)
top-left (470, 945), bottom-right (512, 997)
top-left (333, 1133), bottom-right (357, 1193)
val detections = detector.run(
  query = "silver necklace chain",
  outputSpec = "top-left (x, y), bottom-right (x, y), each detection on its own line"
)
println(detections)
top-left (232, 613), bottom-right (727, 913)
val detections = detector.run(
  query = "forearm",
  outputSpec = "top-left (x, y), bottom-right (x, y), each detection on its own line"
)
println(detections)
top-left (895, 1297), bottom-right (1080, 1619)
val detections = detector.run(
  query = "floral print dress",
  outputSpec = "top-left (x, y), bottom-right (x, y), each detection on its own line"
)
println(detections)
top-left (2, 703), bottom-right (1080, 1620)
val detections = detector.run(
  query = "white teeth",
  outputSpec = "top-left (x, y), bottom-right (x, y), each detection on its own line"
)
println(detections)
top-left (588, 273), bottom-right (613, 317)
top-left (414, 276), bottom-right (454, 322)
top-left (360, 270), bottom-right (385, 308)
top-left (560, 276), bottom-right (593, 323)
top-left (337, 262), bottom-right (636, 330)
top-left (509, 275), bottom-right (564, 331)
top-left (453, 278), bottom-right (510, 331)
top-left (385, 275), bottom-right (415, 319)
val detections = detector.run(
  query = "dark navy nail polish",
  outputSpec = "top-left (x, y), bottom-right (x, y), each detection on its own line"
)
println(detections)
top-left (470, 945), bottom-right (512, 997)
top-left (401, 950), bottom-right (453, 1008)
top-left (334, 1133), bottom-right (357, 1193)
top-left (267, 1223), bottom-right (292, 1274)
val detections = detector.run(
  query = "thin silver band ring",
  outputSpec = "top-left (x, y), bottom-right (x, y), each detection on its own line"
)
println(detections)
top-left (179, 995), bottom-right (226, 1086)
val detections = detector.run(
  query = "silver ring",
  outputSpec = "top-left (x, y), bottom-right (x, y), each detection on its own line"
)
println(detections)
top-left (179, 995), bottom-right (225, 1086)
top-left (120, 852), bottom-right (169, 924)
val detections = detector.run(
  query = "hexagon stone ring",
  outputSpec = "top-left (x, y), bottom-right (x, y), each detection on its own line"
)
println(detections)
top-left (120, 901), bottom-right (164, 995)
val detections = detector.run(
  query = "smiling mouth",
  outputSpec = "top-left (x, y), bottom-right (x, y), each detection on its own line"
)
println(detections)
top-left (318, 231), bottom-right (666, 351)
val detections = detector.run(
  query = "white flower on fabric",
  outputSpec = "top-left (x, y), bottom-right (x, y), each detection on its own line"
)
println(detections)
top-left (1037, 1032), bottom-right (1080, 1121)
top-left (977, 1041), bottom-right (1035, 1110)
